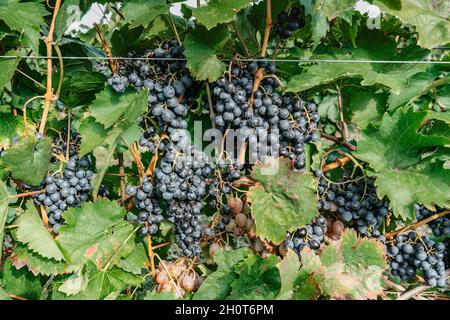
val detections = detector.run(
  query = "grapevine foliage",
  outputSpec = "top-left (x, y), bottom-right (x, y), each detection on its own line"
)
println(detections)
top-left (0, 0), bottom-right (449, 301)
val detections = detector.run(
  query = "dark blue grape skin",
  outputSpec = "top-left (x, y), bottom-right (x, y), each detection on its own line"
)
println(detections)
top-left (32, 143), bottom-right (93, 233)
top-left (317, 173), bottom-right (389, 239)
top-left (282, 215), bottom-right (327, 256)
top-left (205, 60), bottom-right (320, 172)
top-left (108, 40), bottom-right (325, 258)
top-left (386, 231), bottom-right (447, 287)
top-left (108, 39), bottom-right (196, 160)
top-left (414, 204), bottom-right (450, 237)
top-left (274, 6), bottom-right (306, 39)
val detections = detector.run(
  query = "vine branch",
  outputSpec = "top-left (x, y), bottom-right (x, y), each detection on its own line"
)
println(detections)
top-left (385, 210), bottom-right (450, 239)
top-left (38, 0), bottom-right (62, 134)
top-left (9, 189), bottom-right (45, 199)
top-left (320, 131), bottom-right (357, 151)
top-left (93, 23), bottom-right (117, 73)
top-left (146, 222), bottom-right (156, 278)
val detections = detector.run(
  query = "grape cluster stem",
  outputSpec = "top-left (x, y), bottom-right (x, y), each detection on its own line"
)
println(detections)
top-left (320, 131), bottom-right (357, 151)
top-left (146, 223), bottom-right (156, 278)
top-left (249, 0), bottom-right (272, 110)
top-left (118, 153), bottom-right (126, 202)
top-left (93, 22), bottom-right (117, 72)
top-left (8, 189), bottom-right (45, 198)
top-left (385, 210), bottom-right (450, 239)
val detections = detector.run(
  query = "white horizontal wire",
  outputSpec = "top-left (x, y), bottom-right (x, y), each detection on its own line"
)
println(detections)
top-left (0, 55), bottom-right (450, 64)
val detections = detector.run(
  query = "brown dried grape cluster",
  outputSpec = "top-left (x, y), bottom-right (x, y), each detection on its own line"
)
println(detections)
top-left (154, 259), bottom-right (204, 298)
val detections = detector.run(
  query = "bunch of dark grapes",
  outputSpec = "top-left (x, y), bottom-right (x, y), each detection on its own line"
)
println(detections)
top-left (414, 204), bottom-right (450, 237)
top-left (207, 159), bottom-right (244, 208)
top-left (51, 126), bottom-right (80, 160)
top-left (126, 177), bottom-right (163, 236)
top-left (208, 61), bottom-right (274, 130)
top-left (32, 156), bottom-right (93, 233)
top-left (275, 95), bottom-right (320, 170)
top-left (108, 39), bottom-right (195, 152)
top-left (213, 197), bottom-right (256, 239)
top-left (154, 144), bottom-right (215, 257)
top-left (317, 171), bottom-right (389, 239)
top-left (387, 231), bottom-right (447, 287)
top-left (207, 60), bottom-right (319, 170)
top-left (282, 215), bottom-right (327, 254)
top-left (274, 6), bottom-right (306, 39)
top-left (92, 61), bottom-right (111, 76)
top-left (98, 184), bottom-right (110, 198)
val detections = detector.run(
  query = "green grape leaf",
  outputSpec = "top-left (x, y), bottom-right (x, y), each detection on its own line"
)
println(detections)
top-left (0, 287), bottom-right (12, 300)
top-left (341, 229), bottom-right (387, 271)
top-left (54, 0), bottom-right (81, 40)
top-left (286, 33), bottom-right (429, 94)
top-left (57, 200), bottom-right (136, 267)
top-left (11, 243), bottom-right (71, 276)
top-left (229, 254), bottom-right (281, 300)
top-left (376, 0), bottom-right (450, 49)
top-left (426, 111), bottom-right (450, 125)
top-left (387, 71), bottom-right (444, 110)
top-left (1, 260), bottom-right (43, 300)
top-left (316, 0), bottom-right (355, 19)
top-left (294, 234), bottom-right (387, 300)
top-left (193, 248), bottom-right (250, 300)
top-left (184, 25), bottom-right (228, 82)
top-left (346, 87), bottom-right (388, 129)
top-left (373, 161), bottom-right (450, 221)
top-left (59, 71), bottom-right (106, 108)
top-left (311, 10), bottom-right (329, 48)
top-left (15, 204), bottom-right (65, 261)
top-left (276, 250), bottom-right (301, 300)
top-left (191, 0), bottom-right (252, 30)
top-left (212, 247), bottom-right (250, 269)
top-left (91, 121), bottom-right (141, 198)
top-left (0, 51), bottom-right (19, 92)
top-left (292, 248), bottom-right (323, 300)
top-left (78, 116), bottom-right (108, 157)
top-left (193, 268), bottom-right (236, 300)
top-left (52, 262), bottom-right (142, 300)
top-left (117, 242), bottom-right (148, 275)
top-left (374, 0), bottom-right (402, 10)
top-left (57, 268), bottom-right (87, 296)
top-left (89, 87), bottom-right (148, 129)
top-left (121, 0), bottom-right (169, 28)
top-left (0, 0), bottom-right (47, 53)
top-left (435, 85), bottom-right (450, 111)
top-left (0, 113), bottom-right (35, 148)
top-left (356, 108), bottom-right (450, 220)
top-left (248, 158), bottom-right (318, 244)
top-left (0, 136), bottom-right (52, 186)
top-left (356, 108), bottom-right (450, 171)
